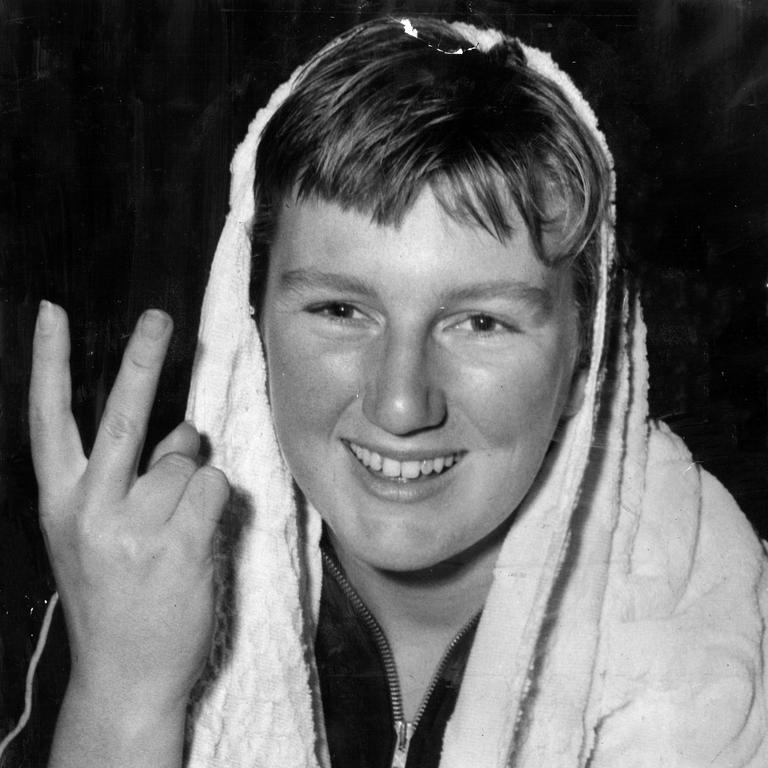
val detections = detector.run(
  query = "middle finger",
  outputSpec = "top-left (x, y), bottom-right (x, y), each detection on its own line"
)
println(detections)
top-left (85, 309), bottom-right (172, 498)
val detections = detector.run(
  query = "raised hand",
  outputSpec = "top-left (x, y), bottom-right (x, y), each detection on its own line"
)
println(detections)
top-left (29, 301), bottom-right (228, 767)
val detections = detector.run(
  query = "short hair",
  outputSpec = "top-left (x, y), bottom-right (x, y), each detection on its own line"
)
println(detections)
top-left (250, 16), bottom-right (611, 355)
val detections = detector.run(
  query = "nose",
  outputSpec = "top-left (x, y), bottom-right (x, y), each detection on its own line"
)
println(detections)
top-left (362, 330), bottom-right (447, 435)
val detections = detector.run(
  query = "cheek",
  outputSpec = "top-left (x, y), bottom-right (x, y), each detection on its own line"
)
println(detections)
top-left (450, 344), bottom-right (574, 448)
top-left (265, 323), bottom-right (360, 443)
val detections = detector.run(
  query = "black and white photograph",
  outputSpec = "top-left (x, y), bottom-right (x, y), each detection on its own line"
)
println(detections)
top-left (2, 2), bottom-right (768, 766)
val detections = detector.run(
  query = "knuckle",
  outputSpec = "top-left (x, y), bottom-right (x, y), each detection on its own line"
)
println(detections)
top-left (160, 452), bottom-right (198, 477)
top-left (111, 528), bottom-right (148, 562)
top-left (197, 466), bottom-right (229, 495)
top-left (28, 400), bottom-right (62, 431)
top-left (76, 513), bottom-right (147, 562)
top-left (125, 344), bottom-right (159, 373)
top-left (101, 410), bottom-right (139, 441)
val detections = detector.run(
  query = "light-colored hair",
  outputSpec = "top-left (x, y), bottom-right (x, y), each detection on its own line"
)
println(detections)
top-left (250, 16), bottom-right (611, 353)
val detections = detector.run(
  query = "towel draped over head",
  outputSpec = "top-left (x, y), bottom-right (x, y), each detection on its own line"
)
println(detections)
top-left (184, 21), bottom-right (768, 768)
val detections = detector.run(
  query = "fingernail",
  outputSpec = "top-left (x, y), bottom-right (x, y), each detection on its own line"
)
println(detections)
top-left (37, 300), bottom-right (58, 334)
top-left (139, 309), bottom-right (170, 340)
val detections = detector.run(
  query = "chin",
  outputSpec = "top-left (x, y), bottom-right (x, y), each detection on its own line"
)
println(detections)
top-left (321, 513), bottom-right (447, 572)
top-left (368, 546), bottom-right (452, 575)
top-left (341, 515), bottom-right (502, 577)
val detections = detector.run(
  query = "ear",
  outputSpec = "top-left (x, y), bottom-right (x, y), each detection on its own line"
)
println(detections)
top-left (562, 365), bottom-right (588, 418)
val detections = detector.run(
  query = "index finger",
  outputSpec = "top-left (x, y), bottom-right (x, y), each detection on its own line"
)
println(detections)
top-left (84, 309), bottom-right (172, 498)
top-left (29, 301), bottom-right (87, 492)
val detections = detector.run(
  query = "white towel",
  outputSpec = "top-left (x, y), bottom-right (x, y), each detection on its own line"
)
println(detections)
top-left (184, 21), bottom-right (768, 768)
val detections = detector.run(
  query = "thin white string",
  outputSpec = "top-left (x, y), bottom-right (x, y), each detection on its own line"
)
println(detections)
top-left (0, 591), bottom-right (60, 759)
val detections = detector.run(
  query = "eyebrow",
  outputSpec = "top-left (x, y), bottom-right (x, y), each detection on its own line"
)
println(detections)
top-left (278, 268), bottom-right (554, 315)
top-left (280, 268), bottom-right (377, 297)
top-left (443, 281), bottom-right (554, 315)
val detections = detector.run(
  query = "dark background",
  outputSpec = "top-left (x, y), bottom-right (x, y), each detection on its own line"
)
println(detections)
top-left (1, 0), bottom-right (767, 764)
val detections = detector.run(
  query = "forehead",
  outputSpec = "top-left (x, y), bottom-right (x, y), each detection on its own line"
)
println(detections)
top-left (267, 189), bottom-right (575, 313)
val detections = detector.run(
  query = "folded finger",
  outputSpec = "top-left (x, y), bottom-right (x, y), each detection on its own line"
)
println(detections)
top-left (170, 466), bottom-right (229, 557)
top-left (85, 310), bottom-right (172, 498)
top-left (148, 421), bottom-right (201, 469)
top-left (29, 301), bottom-right (86, 492)
top-left (131, 451), bottom-right (198, 526)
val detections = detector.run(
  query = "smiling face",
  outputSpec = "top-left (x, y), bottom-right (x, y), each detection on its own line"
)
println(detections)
top-left (261, 188), bottom-right (585, 574)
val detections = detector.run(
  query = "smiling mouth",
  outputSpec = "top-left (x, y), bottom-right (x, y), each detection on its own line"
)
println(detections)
top-left (346, 441), bottom-right (464, 481)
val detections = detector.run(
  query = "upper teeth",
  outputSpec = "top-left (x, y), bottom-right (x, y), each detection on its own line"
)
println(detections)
top-left (348, 442), bottom-right (460, 479)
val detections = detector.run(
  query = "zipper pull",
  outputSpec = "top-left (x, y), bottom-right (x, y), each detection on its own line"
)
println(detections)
top-left (390, 720), bottom-right (415, 768)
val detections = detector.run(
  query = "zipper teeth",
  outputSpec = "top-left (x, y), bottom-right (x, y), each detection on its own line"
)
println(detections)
top-left (322, 550), bottom-right (404, 721)
top-left (322, 549), bottom-right (482, 731)
top-left (411, 610), bottom-right (481, 728)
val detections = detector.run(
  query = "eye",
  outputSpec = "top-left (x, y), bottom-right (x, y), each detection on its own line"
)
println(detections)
top-left (468, 314), bottom-right (499, 333)
top-left (308, 302), bottom-right (368, 323)
top-left (452, 313), bottom-right (511, 336)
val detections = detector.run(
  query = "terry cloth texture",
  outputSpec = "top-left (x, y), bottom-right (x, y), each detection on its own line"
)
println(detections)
top-left (184, 20), bottom-right (768, 768)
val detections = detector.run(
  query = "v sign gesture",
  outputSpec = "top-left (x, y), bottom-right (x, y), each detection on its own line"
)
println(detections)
top-left (29, 301), bottom-right (228, 768)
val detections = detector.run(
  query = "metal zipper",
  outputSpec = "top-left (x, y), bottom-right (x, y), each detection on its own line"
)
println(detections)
top-left (321, 550), bottom-right (480, 768)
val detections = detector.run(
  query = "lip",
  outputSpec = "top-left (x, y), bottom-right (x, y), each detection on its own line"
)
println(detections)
top-left (342, 438), bottom-right (464, 464)
top-left (344, 440), bottom-right (462, 504)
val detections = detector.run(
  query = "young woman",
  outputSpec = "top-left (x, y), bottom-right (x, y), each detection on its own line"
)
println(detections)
top-left (27, 17), bottom-right (768, 768)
